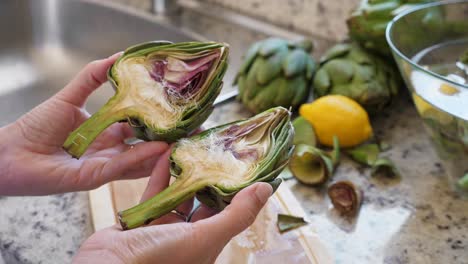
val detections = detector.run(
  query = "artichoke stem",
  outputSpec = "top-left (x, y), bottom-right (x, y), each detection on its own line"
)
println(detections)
top-left (118, 178), bottom-right (205, 230)
top-left (62, 98), bottom-right (127, 159)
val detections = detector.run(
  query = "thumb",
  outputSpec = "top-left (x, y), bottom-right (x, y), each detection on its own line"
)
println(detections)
top-left (56, 52), bottom-right (122, 107)
top-left (194, 182), bottom-right (273, 245)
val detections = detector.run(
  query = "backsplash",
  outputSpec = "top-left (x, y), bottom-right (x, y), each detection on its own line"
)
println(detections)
top-left (197, 0), bottom-right (360, 41)
top-left (106, 0), bottom-right (360, 41)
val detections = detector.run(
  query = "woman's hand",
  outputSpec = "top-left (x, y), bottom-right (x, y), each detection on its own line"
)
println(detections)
top-left (0, 53), bottom-right (170, 195)
top-left (73, 149), bottom-right (273, 264)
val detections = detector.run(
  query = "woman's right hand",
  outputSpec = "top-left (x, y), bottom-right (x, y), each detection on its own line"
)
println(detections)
top-left (73, 149), bottom-right (273, 264)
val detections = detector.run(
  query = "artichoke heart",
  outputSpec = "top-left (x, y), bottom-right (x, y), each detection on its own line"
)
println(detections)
top-left (63, 41), bottom-right (229, 158)
top-left (118, 107), bottom-right (294, 230)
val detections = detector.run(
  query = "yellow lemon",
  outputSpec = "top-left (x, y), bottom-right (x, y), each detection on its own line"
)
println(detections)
top-left (299, 95), bottom-right (373, 147)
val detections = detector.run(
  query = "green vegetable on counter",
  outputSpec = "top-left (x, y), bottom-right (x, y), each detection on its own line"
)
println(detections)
top-left (63, 41), bottom-right (229, 158)
top-left (347, 143), bottom-right (400, 177)
top-left (347, 143), bottom-right (380, 165)
top-left (289, 137), bottom-right (340, 186)
top-left (347, 0), bottom-right (436, 56)
top-left (292, 116), bottom-right (316, 147)
top-left (277, 214), bottom-right (308, 233)
top-left (371, 157), bottom-right (400, 178)
top-left (234, 38), bottom-right (316, 114)
top-left (313, 42), bottom-right (400, 113)
top-left (118, 107), bottom-right (294, 230)
top-left (458, 173), bottom-right (468, 190)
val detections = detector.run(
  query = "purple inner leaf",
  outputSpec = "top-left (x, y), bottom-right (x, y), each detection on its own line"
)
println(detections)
top-left (148, 52), bottom-right (219, 99)
top-left (221, 122), bottom-right (260, 161)
top-left (232, 149), bottom-right (258, 160)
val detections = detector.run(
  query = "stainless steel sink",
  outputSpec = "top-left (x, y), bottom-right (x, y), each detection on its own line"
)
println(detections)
top-left (0, 0), bottom-right (203, 126)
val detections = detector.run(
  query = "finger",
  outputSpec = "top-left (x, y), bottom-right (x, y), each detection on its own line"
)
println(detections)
top-left (99, 141), bottom-right (169, 186)
top-left (189, 204), bottom-right (218, 222)
top-left (193, 183), bottom-right (272, 244)
top-left (146, 212), bottom-right (187, 225)
top-left (57, 52), bottom-right (122, 107)
top-left (175, 197), bottom-right (194, 217)
top-left (140, 149), bottom-right (172, 202)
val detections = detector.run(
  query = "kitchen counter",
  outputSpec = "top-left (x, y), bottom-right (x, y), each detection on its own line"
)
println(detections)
top-left (1, 3), bottom-right (467, 264)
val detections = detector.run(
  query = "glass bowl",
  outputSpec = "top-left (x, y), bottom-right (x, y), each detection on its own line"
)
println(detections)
top-left (386, 0), bottom-right (468, 197)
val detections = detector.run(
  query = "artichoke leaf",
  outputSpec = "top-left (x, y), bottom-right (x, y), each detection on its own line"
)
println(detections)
top-left (458, 173), bottom-right (468, 190)
top-left (328, 180), bottom-right (362, 217)
top-left (118, 107), bottom-right (294, 230)
top-left (371, 157), bottom-right (400, 177)
top-left (257, 48), bottom-right (288, 85)
top-left (289, 137), bottom-right (340, 186)
top-left (292, 116), bottom-right (316, 147)
top-left (277, 214), bottom-right (308, 233)
top-left (283, 49), bottom-right (309, 78)
top-left (346, 143), bottom-right (380, 166)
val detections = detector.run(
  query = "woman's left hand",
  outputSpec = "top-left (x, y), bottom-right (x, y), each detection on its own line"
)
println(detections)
top-left (0, 53), bottom-right (169, 195)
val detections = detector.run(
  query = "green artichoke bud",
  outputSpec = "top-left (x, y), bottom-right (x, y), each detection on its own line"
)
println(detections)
top-left (313, 42), bottom-right (400, 113)
top-left (118, 106), bottom-right (294, 230)
top-left (347, 0), bottom-right (436, 56)
top-left (63, 41), bottom-right (229, 158)
top-left (234, 38), bottom-right (316, 114)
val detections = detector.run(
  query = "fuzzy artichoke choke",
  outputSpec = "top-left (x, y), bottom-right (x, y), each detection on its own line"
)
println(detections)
top-left (118, 107), bottom-right (294, 230)
top-left (235, 38), bottom-right (316, 114)
top-left (63, 41), bottom-right (229, 158)
top-left (313, 42), bottom-right (400, 113)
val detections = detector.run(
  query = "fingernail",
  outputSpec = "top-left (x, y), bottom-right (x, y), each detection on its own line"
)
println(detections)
top-left (255, 183), bottom-right (273, 204)
top-left (108, 51), bottom-right (124, 59)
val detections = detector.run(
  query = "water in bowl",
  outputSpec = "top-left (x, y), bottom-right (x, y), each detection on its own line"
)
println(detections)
top-left (410, 39), bottom-right (468, 195)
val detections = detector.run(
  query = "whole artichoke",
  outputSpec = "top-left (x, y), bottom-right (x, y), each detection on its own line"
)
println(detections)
top-left (347, 0), bottom-right (436, 56)
top-left (234, 38), bottom-right (316, 114)
top-left (63, 41), bottom-right (229, 158)
top-left (313, 42), bottom-right (399, 112)
top-left (118, 106), bottom-right (294, 230)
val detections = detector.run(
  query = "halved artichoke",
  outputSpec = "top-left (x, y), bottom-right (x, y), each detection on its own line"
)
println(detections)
top-left (119, 107), bottom-right (294, 230)
top-left (63, 41), bottom-right (229, 158)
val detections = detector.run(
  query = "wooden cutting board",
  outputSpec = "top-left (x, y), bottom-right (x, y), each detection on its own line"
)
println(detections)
top-left (89, 179), bottom-right (333, 263)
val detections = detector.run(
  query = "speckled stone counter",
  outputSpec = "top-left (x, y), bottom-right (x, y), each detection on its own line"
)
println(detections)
top-left (181, 8), bottom-right (468, 264)
top-left (1, 2), bottom-right (467, 264)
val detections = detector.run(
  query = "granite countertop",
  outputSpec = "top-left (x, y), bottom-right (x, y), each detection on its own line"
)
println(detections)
top-left (1, 3), bottom-right (467, 264)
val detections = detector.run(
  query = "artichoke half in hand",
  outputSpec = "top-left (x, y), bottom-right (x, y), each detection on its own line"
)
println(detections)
top-left (234, 38), bottom-right (316, 114)
top-left (313, 43), bottom-right (399, 113)
top-left (119, 107), bottom-right (294, 230)
top-left (347, 0), bottom-right (436, 56)
top-left (63, 41), bottom-right (229, 158)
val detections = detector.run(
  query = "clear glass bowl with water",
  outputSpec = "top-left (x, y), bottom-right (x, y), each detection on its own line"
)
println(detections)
top-left (386, 0), bottom-right (468, 196)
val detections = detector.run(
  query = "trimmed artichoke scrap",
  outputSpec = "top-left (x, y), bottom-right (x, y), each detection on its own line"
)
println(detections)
top-left (313, 43), bottom-right (400, 113)
top-left (347, 0), bottom-right (435, 56)
top-left (234, 38), bottom-right (316, 114)
top-left (63, 41), bottom-right (229, 158)
top-left (119, 107), bottom-right (294, 230)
